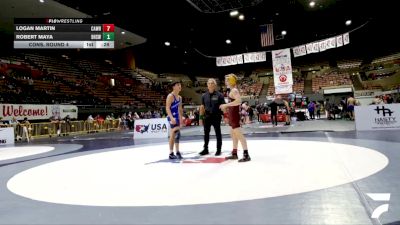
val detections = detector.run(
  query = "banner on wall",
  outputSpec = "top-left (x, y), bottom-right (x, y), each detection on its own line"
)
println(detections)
top-left (336, 35), bottom-right (343, 47)
top-left (272, 48), bottom-right (293, 87)
top-left (328, 37), bottom-right (337, 49)
top-left (293, 45), bottom-right (307, 57)
top-left (216, 54), bottom-right (243, 67)
top-left (217, 52), bottom-right (267, 66)
top-left (243, 51), bottom-right (266, 63)
top-left (306, 43), bottom-right (314, 54)
top-left (134, 118), bottom-right (169, 139)
top-left (343, 32), bottom-right (350, 45)
top-left (0, 104), bottom-right (78, 120)
top-left (275, 84), bottom-right (293, 94)
top-left (292, 32), bottom-right (350, 57)
top-left (59, 105), bottom-right (78, 119)
top-left (312, 42), bottom-right (319, 53)
top-left (0, 127), bottom-right (14, 145)
top-left (299, 45), bottom-right (307, 56)
top-left (355, 104), bottom-right (400, 131)
top-left (318, 40), bottom-right (327, 52)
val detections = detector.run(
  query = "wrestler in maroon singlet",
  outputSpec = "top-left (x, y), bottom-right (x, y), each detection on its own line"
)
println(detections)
top-left (228, 96), bottom-right (241, 129)
top-left (220, 74), bottom-right (251, 162)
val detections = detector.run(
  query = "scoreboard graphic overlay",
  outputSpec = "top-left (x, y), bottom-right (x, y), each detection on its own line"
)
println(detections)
top-left (14, 18), bottom-right (114, 49)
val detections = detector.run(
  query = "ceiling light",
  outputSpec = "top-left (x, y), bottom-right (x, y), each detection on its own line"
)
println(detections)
top-left (281, 30), bottom-right (287, 35)
top-left (230, 10), bottom-right (239, 17)
top-left (238, 14), bottom-right (245, 20)
top-left (345, 20), bottom-right (352, 26)
top-left (309, 1), bottom-right (315, 7)
top-left (164, 41), bottom-right (170, 46)
top-left (121, 31), bottom-right (125, 35)
top-left (226, 39), bottom-right (231, 44)
top-left (39, 0), bottom-right (44, 3)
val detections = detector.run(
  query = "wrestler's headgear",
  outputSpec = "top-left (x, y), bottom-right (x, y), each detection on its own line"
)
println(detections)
top-left (225, 74), bottom-right (237, 87)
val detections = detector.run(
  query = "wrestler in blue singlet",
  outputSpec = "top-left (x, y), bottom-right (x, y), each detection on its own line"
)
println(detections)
top-left (168, 94), bottom-right (180, 128)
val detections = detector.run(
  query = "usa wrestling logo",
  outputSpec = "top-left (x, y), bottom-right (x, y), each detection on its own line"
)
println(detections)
top-left (135, 124), bottom-right (149, 133)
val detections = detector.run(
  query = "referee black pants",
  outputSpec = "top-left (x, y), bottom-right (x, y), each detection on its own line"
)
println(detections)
top-left (271, 113), bottom-right (278, 125)
top-left (203, 116), bottom-right (222, 151)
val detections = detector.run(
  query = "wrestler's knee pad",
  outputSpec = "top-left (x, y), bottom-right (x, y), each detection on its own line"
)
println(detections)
top-left (174, 130), bottom-right (181, 143)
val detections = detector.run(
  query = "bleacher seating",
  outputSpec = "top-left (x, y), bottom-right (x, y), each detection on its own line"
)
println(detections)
top-left (0, 53), bottom-right (168, 109)
top-left (239, 78), bottom-right (263, 96)
top-left (372, 53), bottom-right (400, 65)
top-left (267, 75), bottom-right (304, 95)
top-left (338, 59), bottom-right (362, 69)
top-left (312, 72), bottom-right (352, 93)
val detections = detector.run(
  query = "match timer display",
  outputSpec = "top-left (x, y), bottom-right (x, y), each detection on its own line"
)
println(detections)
top-left (14, 18), bottom-right (115, 49)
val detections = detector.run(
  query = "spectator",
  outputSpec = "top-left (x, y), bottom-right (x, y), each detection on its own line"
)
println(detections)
top-left (20, 117), bottom-right (31, 142)
top-left (325, 99), bottom-right (333, 120)
top-left (315, 101), bottom-right (321, 119)
top-left (64, 115), bottom-right (71, 135)
top-left (308, 101), bottom-right (315, 120)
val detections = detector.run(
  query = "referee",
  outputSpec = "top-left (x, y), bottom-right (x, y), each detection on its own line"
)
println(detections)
top-left (199, 78), bottom-right (225, 156)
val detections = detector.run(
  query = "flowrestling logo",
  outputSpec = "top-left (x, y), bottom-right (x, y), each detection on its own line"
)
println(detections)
top-left (366, 193), bottom-right (391, 219)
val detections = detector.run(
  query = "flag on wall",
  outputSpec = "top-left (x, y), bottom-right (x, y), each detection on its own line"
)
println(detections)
top-left (260, 24), bottom-right (274, 47)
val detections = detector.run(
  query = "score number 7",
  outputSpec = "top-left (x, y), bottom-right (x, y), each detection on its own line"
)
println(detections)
top-left (102, 24), bottom-right (114, 32)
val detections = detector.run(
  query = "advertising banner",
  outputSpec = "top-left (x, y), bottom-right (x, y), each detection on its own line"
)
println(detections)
top-left (272, 48), bottom-right (293, 86)
top-left (355, 104), bottom-right (400, 131)
top-left (134, 118), bottom-right (170, 139)
top-left (0, 127), bottom-right (14, 145)
top-left (0, 104), bottom-right (78, 120)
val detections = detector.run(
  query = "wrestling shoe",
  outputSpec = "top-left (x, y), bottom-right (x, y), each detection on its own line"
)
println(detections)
top-left (176, 151), bottom-right (183, 160)
top-left (169, 153), bottom-right (177, 160)
top-left (225, 154), bottom-right (238, 160)
top-left (238, 155), bottom-right (251, 162)
top-left (199, 149), bottom-right (209, 155)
